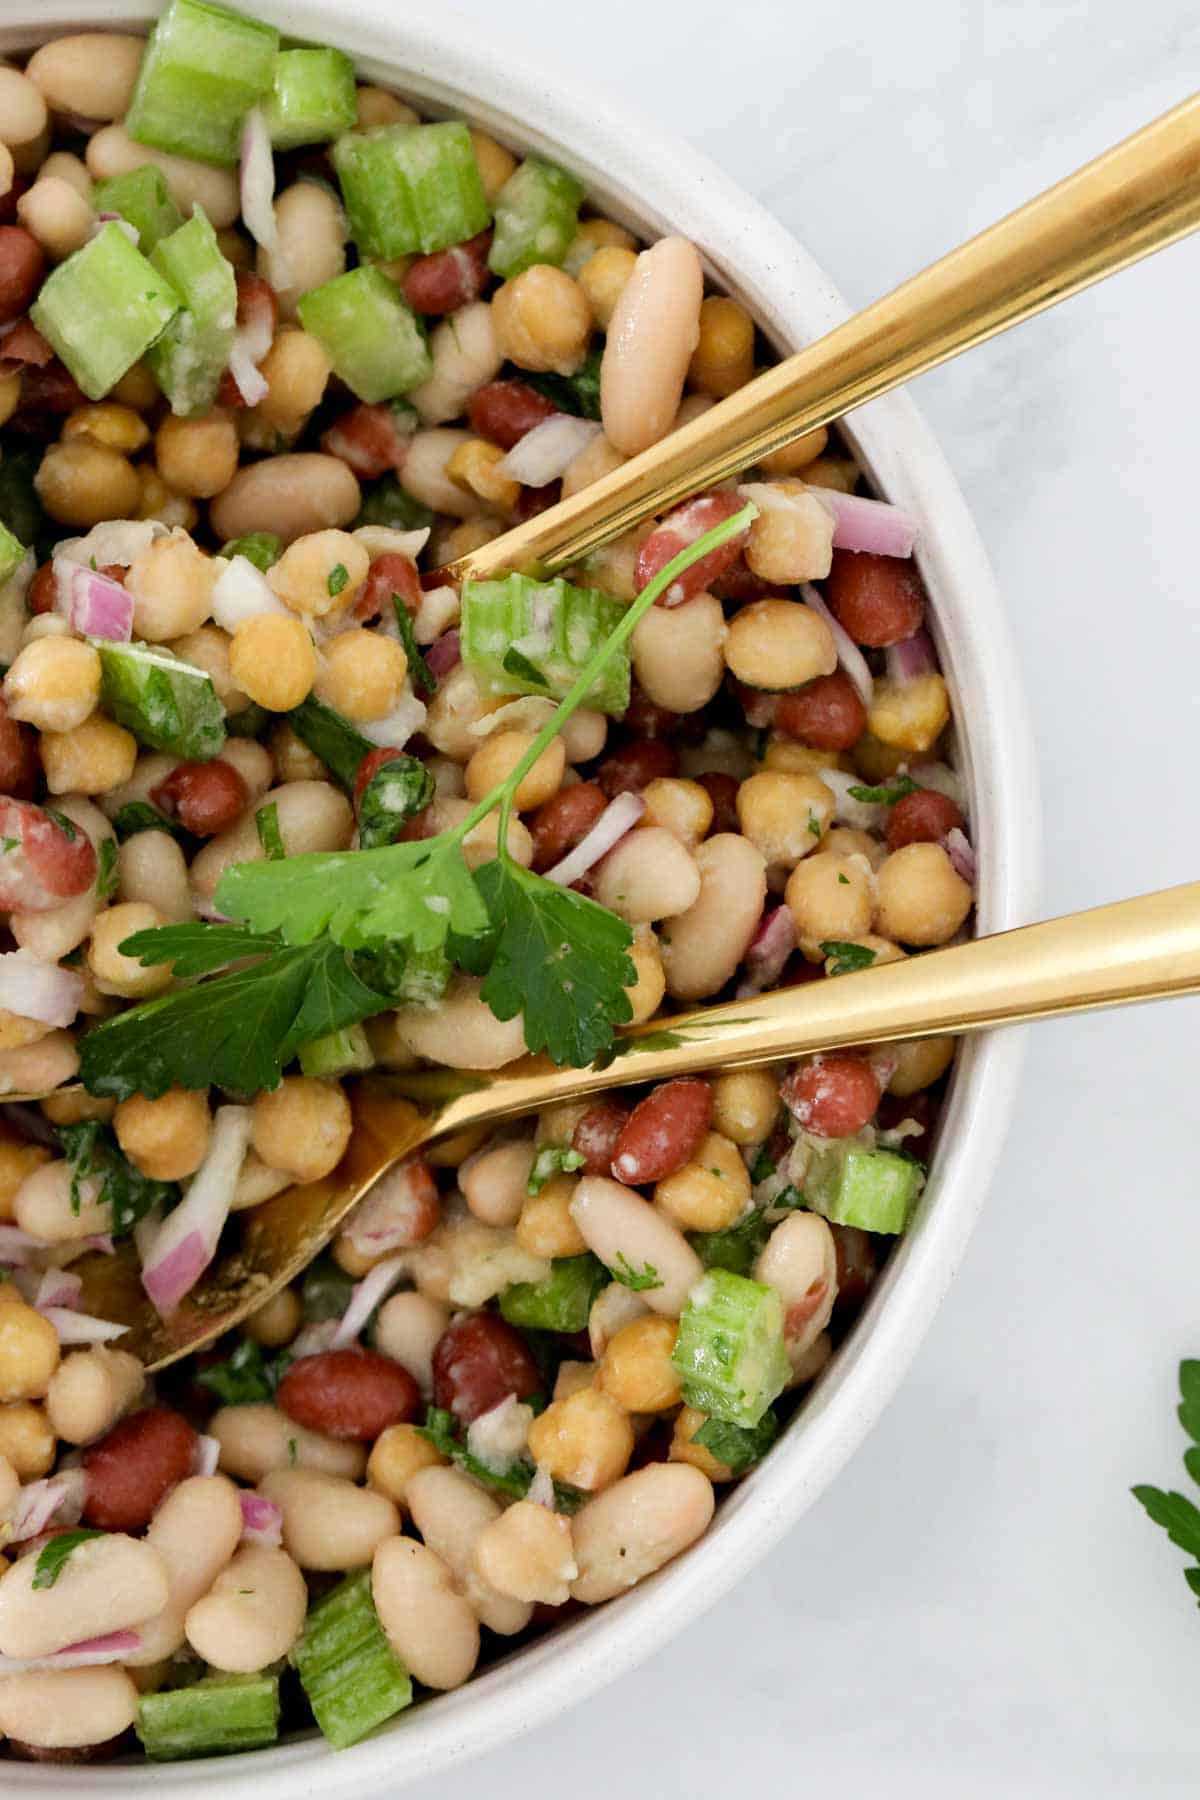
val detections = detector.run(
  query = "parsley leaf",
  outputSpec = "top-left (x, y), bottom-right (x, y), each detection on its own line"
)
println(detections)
top-left (197, 1339), bottom-right (279, 1405)
top-left (846, 776), bottom-right (920, 806)
top-left (33, 1528), bottom-right (106, 1590)
top-left (820, 940), bottom-right (877, 976)
top-left (392, 597), bottom-right (437, 697)
top-left (417, 1407), bottom-right (585, 1513)
top-left (692, 1409), bottom-right (778, 1474)
top-left (96, 836), bottom-right (119, 900)
top-left (56, 1120), bottom-right (178, 1235)
top-left (327, 562), bottom-right (349, 597)
top-left (472, 854), bottom-right (635, 1067)
top-left (749, 1147), bottom-right (777, 1184)
top-left (356, 754), bottom-right (434, 851)
top-left (45, 807), bottom-right (76, 841)
top-left (524, 346), bottom-right (603, 421)
top-left (526, 1144), bottom-right (586, 1195)
top-left (608, 1251), bottom-right (663, 1291)
top-left (255, 802), bottom-right (285, 861)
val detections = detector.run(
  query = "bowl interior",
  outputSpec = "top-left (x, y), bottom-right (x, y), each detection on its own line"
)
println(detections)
top-left (0, 5), bottom-right (1040, 1794)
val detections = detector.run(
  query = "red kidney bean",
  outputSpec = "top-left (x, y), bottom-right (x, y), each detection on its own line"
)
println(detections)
top-left (321, 403), bottom-right (414, 480)
top-left (571, 1099), bottom-right (629, 1176)
top-left (783, 954), bottom-right (827, 987)
top-left (775, 671), bottom-right (867, 751)
top-left (781, 1056), bottom-right (881, 1138)
top-left (825, 550), bottom-right (925, 647)
top-left (151, 759), bottom-right (248, 837)
top-left (466, 379), bottom-right (558, 450)
top-left (696, 771), bottom-right (739, 836)
top-left (431, 1313), bottom-right (542, 1425)
top-left (8, 1737), bottom-right (129, 1764)
top-left (356, 551), bottom-right (422, 624)
top-left (18, 359), bottom-right (85, 418)
top-left (621, 684), bottom-right (679, 741)
top-left (635, 491), bottom-right (750, 607)
top-left (732, 680), bottom-right (777, 730)
top-left (515, 479), bottom-right (561, 520)
top-left (352, 744), bottom-right (410, 810)
top-left (276, 1348), bottom-right (420, 1441)
top-left (710, 552), bottom-right (788, 606)
top-left (830, 1222), bottom-right (877, 1313)
top-left (26, 563), bottom-right (55, 616)
top-left (0, 799), bottom-right (97, 911)
top-left (0, 317), bottom-right (52, 371)
top-left (0, 228), bottom-right (45, 326)
top-left (876, 1087), bottom-right (936, 1159)
top-left (598, 738), bottom-right (678, 798)
top-left (610, 1078), bottom-right (713, 1185)
top-left (885, 787), bottom-right (964, 852)
top-left (82, 1407), bottom-right (198, 1532)
top-left (0, 696), bottom-right (39, 800)
top-left (403, 229), bottom-right (492, 314)
top-left (529, 780), bottom-right (607, 872)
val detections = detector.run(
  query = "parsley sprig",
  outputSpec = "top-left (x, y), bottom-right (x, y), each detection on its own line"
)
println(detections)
top-left (1133, 1360), bottom-right (1200, 1602)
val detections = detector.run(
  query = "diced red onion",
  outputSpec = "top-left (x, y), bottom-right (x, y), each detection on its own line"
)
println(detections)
top-left (885, 628), bottom-right (937, 684)
top-left (41, 1306), bottom-right (128, 1345)
top-left (545, 792), bottom-right (646, 887)
top-left (92, 213), bottom-right (139, 247)
top-left (740, 687), bottom-right (777, 730)
top-left (132, 1205), bottom-right (162, 1266)
top-left (86, 1233), bottom-right (115, 1256)
top-left (10, 1468), bottom-right (86, 1541)
top-left (345, 1164), bottom-right (429, 1258)
top-left (288, 1319), bottom-right (339, 1360)
top-left (330, 1253), bottom-right (407, 1350)
top-left (800, 583), bottom-right (874, 708)
top-left (944, 826), bottom-right (977, 887)
top-left (211, 554), bottom-right (289, 632)
top-left (527, 1463), bottom-right (555, 1509)
top-left (809, 487), bottom-right (917, 558)
top-left (0, 951), bottom-right (84, 1029)
top-left (0, 1630), bottom-right (142, 1676)
top-left (239, 1491), bottom-right (283, 1547)
top-left (0, 1224), bottom-right (40, 1267)
top-left (1, 1103), bottom-right (59, 1147)
top-left (239, 107), bottom-right (281, 265)
top-left (737, 905), bottom-right (797, 997)
top-left (196, 897), bottom-right (235, 923)
top-left (52, 564), bottom-right (135, 642)
top-left (227, 339), bottom-right (270, 407)
top-left (500, 415), bottom-right (599, 487)
top-left (425, 627), bottom-right (461, 677)
top-left (34, 1268), bottom-right (81, 1312)
top-left (192, 1434), bottom-right (220, 1477)
top-left (141, 1105), bottom-right (251, 1314)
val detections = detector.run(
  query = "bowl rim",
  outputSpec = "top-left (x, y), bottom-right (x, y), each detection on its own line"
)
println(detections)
top-left (1, 2), bottom-right (1040, 1792)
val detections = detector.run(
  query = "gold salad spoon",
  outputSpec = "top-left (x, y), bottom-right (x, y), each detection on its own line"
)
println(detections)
top-left (49, 91), bottom-right (1200, 1360)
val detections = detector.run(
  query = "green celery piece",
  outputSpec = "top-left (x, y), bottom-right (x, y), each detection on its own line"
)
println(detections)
top-left (287, 695), bottom-right (374, 792)
top-left (804, 1143), bottom-right (923, 1235)
top-left (292, 1568), bottom-right (412, 1748)
top-left (355, 473), bottom-right (433, 533)
top-left (264, 46), bottom-right (357, 149)
top-left (671, 1268), bottom-right (790, 1429)
top-left (688, 1209), bottom-right (770, 1277)
top-left (136, 1671), bottom-right (280, 1759)
top-left (0, 520), bottom-right (24, 588)
top-left (500, 1253), bottom-right (608, 1333)
top-left (31, 224), bottom-right (180, 401)
top-left (220, 531), bottom-right (281, 571)
top-left (92, 167), bottom-right (185, 255)
top-left (148, 209), bottom-right (238, 416)
top-left (96, 641), bottom-right (226, 760)
top-left (298, 266), bottom-right (431, 403)
top-left (461, 573), bottom-right (629, 715)
top-left (125, 0), bottom-right (280, 167)
top-left (332, 121), bottom-right (491, 258)
top-left (488, 157), bottom-right (584, 279)
top-left (299, 1022), bottom-right (375, 1078)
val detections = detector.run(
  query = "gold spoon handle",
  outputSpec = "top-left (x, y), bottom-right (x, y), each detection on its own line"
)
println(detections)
top-left (424, 882), bottom-right (1200, 1133)
top-left (451, 91), bottom-right (1200, 583)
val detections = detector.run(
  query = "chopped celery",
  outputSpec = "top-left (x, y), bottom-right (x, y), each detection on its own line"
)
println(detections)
top-left (287, 695), bottom-right (374, 792)
top-left (804, 1142), bottom-right (923, 1235)
top-left (488, 157), bottom-right (584, 279)
top-left (671, 1268), bottom-right (790, 1428)
top-left (220, 531), bottom-right (280, 571)
top-left (355, 473), bottom-right (433, 533)
top-left (125, 0), bottom-right (280, 167)
top-left (31, 224), bottom-right (180, 401)
top-left (292, 1568), bottom-right (412, 1748)
top-left (264, 47), bottom-right (357, 149)
top-left (298, 267), bottom-right (431, 403)
top-left (461, 573), bottom-right (629, 715)
top-left (332, 121), bottom-right (491, 259)
top-left (500, 1253), bottom-right (608, 1334)
top-left (0, 521), bottom-right (24, 588)
top-left (92, 167), bottom-right (184, 254)
top-left (687, 1209), bottom-right (770, 1277)
top-left (96, 641), bottom-right (226, 760)
top-left (148, 210), bottom-right (238, 416)
top-left (299, 1022), bottom-right (375, 1078)
top-left (136, 1671), bottom-right (279, 1759)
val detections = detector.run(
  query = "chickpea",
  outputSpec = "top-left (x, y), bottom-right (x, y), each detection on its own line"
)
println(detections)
top-left (424, 663), bottom-right (509, 759)
top-left (654, 1131), bottom-right (750, 1232)
top-left (135, 465), bottom-right (198, 532)
top-left (269, 720), bottom-right (325, 783)
top-left (438, 516), bottom-right (504, 562)
top-left (0, 1401), bottom-right (55, 1478)
top-left (853, 731), bottom-right (908, 783)
top-left (268, 530), bottom-right (368, 618)
top-left (743, 483), bottom-right (835, 584)
top-left (470, 128), bottom-right (517, 201)
top-left (41, 716), bottom-right (137, 795)
top-left (3, 636), bottom-right (100, 733)
top-left (597, 1316), bottom-right (681, 1413)
top-left (866, 672), bottom-right (951, 754)
top-left (39, 1091), bottom-right (113, 1127)
top-left (62, 403), bottom-right (149, 454)
top-left (168, 624), bottom-right (248, 717)
top-left (762, 737), bottom-right (842, 777)
top-left (825, 825), bottom-right (887, 868)
top-left (578, 246), bottom-right (637, 330)
top-left (757, 426), bottom-right (829, 479)
top-left (874, 843), bottom-right (972, 946)
top-left (34, 441), bottom-right (139, 528)
top-left (472, 1500), bottom-right (577, 1606)
top-left (126, 532), bottom-right (217, 642)
top-left (89, 901), bottom-right (172, 997)
top-left (516, 1174), bottom-right (588, 1258)
top-left (887, 1034), bottom-right (955, 1096)
top-left (785, 851), bottom-right (873, 956)
top-left (110, 360), bottom-right (159, 409)
top-left (712, 1068), bottom-right (781, 1145)
top-left (16, 175), bottom-right (91, 261)
top-left (45, 1346), bottom-right (142, 1446)
top-left (639, 779), bottom-right (714, 849)
top-left (367, 1421), bottom-right (447, 1508)
top-left (465, 730), bottom-right (565, 811)
top-left (154, 413), bottom-right (239, 499)
top-left (526, 1386), bottom-right (634, 1492)
top-left (0, 1292), bottom-right (60, 1402)
top-left (822, 933), bottom-right (904, 976)
top-left (669, 1405), bottom-right (736, 1481)
top-left (0, 1130), bottom-right (51, 1225)
top-left (735, 769), bottom-right (835, 867)
top-left (355, 85), bottom-right (418, 129)
top-left (723, 597), bottom-right (837, 691)
top-left (243, 1286), bottom-right (302, 1350)
top-left (314, 629), bottom-right (410, 723)
top-left (687, 295), bottom-right (755, 397)
top-left (113, 1088), bottom-right (211, 1182)
top-left (241, 330), bottom-right (330, 443)
top-left (443, 439), bottom-right (518, 515)
top-left (229, 614), bottom-right (317, 712)
top-left (250, 1076), bottom-right (352, 1182)
top-left (492, 266), bottom-right (592, 376)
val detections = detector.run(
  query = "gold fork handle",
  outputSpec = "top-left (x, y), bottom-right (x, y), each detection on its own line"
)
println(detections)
top-left (429, 883), bottom-right (1200, 1132)
top-left (451, 92), bottom-right (1200, 583)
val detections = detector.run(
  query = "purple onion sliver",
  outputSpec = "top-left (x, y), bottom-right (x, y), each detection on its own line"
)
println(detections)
top-left (884, 627), bottom-right (938, 685)
top-left (811, 486), bottom-right (917, 558)
top-left (330, 1253), bottom-right (407, 1350)
top-left (944, 826), bottom-right (977, 887)
top-left (425, 628), bottom-right (461, 677)
top-left (800, 583), bottom-right (874, 707)
top-left (141, 1228), bottom-right (211, 1314)
top-left (239, 1491), bottom-right (283, 1546)
top-left (742, 905), bottom-right (797, 994)
top-left (544, 791), bottom-right (646, 888)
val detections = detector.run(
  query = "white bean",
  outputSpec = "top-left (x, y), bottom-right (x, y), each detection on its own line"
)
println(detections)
top-left (410, 302), bottom-right (503, 426)
top-left (592, 826), bottom-right (700, 924)
top-left (0, 69), bottom-right (47, 164)
top-left (218, 737), bottom-right (274, 803)
top-left (570, 1462), bottom-right (714, 1603)
top-left (17, 176), bottom-right (93, 262)
top-left (393, 973), bottom-right (527, 1070)
top-left (632, 592), bottom-right (726, 714)
top-left (208, 453), bottom-right (360, 545)
top-left (14, 1158), bottom-right (107, 1242)
top-left (0, 1532), bottom-right (168, 1658)
top-left (126, 1474), bottom-right (244, 1666)
top-left (570, 1177), bottom-right (703, 1318)
top-left (230, 1151), bottom-right (292, 1212)
top-left (99, 752), bottom-right (178, 819)
top-left (259, 182), bottom-right (347, 319)
top-left (210, 1402), bottom-right (366, 1484)
top-left (11, 884), bottom-right (99, 963)
top-left (259, 1467), bottom-right (399, 1570)
top-left (459, 1138), bottom-right (535, 1226)
top-left (755, 1212), bottom-right (838, 1360)
top-left (85, 125), bottom-right (240, 228)
top-left (600, 237), bottom-right (703, 456)
top-left (0, 1666), bottom-right (137, 1749)
top-left (26, 34), bottom-right (145, 122)
top-left (401, 429), bottom-right (491, 519)
top-left (372, 1536), bottom-right (480, 1691)
top-left (189, 781), bottom-right (354, 902)
top-left (185, 1543), bottom-right (307, 1673)
top-left (560, 708), bottom-right (607, 763)
top-left (405, 1464), bottom-right (532, 1636)
top-left (424, 663), bottom-right (505, 759)
top-left (45, 1345), bottom-right (144, 1446)
top-left (373, 1291), bottom-right (449, 1393)
top-left (660, 833), bottom-right (767, 1000)
top-left (117, 830), bottom-right (192, 923)
top-left (0, 1031), bottom-right (78, 1097)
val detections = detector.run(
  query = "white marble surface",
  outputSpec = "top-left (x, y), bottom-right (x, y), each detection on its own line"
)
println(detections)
top-left (405, 4), bottom-right (1200, 1794)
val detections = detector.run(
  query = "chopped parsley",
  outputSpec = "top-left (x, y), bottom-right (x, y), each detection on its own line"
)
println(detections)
top-left (56, 1119), bottom-right (178, 1234)
top-left (327, 562), bottom-right (349, 597)
top-left (392, 596), bottom-right (437, 697)
top-left (45, 808), bottom-right (76, 841)
top-left (95, 836), bottom-right (119, 900)
top-left (820, 940), bottom-right (877, 976)
top-left (33, 1528), bottom-right (106, 1590)
top-left (608, 1252), bottom-right (663, 1292)
top-left (846, 775), bottom-right (920, 806)
top-left (0, 836), bottom-right (17, 854)
top-left (692, 1409), bottom-right (778, 1474)
top-left (112, 801), bottom-right (186, 843)
top-left (526, 1143), bottom-right (586, 1195)
top-left (502, 647), bottom-right (550, 689)
top-left (255, 802), bottom-right (285, 861)
top-left (807, 811), bottom-right (822, 838)
top-left (417, 1407), bottom-right (585, 1513)
top-left (197, 1339), bottom-right (279, 1406)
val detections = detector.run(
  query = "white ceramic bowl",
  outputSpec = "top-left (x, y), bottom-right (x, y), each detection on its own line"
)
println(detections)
top-left (0, 4), bottom-right (1040, 1791)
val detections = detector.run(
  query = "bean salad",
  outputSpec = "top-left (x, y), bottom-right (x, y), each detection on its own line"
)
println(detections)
top-left (0, 0), bottom-right (974, 1764)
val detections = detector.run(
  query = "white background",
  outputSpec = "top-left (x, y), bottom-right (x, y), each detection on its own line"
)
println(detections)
top-left (407, 3), bottom-right (1200, 1795)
